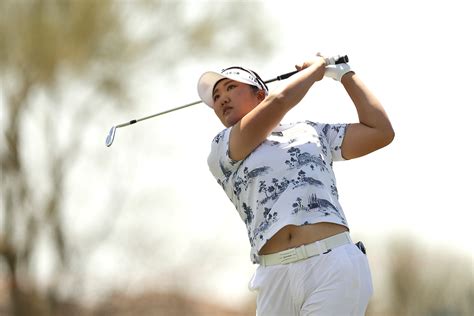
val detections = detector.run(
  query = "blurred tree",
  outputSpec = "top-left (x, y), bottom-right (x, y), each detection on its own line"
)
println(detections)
top-left (374, 238), bottom-right (473, 316)
top-left (0, 0), bottom-right (273, 315)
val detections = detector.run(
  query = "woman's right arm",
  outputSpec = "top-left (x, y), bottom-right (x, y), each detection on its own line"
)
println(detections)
top-left (229, 56), bottom-right (326, 161)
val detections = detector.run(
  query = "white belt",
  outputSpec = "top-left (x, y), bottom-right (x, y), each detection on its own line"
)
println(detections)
top-left (259, 232), bottom-right (352, 267)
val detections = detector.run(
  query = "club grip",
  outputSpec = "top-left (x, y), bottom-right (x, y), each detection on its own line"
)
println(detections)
top-left (276, 71), bottom-right (298, 81)
top-left (340, 55), bottom-right (349, 63)
top-left (327, 55), bottom-right (349, 65)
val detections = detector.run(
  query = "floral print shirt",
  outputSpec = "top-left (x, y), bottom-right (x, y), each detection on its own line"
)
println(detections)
top-left (207, 121), bottom-right (349, 264)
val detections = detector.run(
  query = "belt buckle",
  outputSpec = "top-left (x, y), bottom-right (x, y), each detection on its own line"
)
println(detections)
top-left (278, 248), bottom-right (298, 264)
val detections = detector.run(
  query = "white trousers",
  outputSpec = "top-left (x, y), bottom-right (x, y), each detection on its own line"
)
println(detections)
top-left (249, 243), bottom-right (373, 316)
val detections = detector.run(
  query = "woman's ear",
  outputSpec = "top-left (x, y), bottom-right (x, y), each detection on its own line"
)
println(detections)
top-left (257, 90), bottom-right (266, 101)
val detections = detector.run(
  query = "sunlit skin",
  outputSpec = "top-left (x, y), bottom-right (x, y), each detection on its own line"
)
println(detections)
top-left (212, 79), bottom-right (264, 127)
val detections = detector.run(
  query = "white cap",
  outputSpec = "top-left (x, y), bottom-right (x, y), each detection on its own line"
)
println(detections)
top-left (197, 67), bottom-right (268, 108)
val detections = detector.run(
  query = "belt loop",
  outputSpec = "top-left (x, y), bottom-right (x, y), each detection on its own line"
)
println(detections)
top-left (315, 241), bottom-right (322, 255)
top-left (300, 244), bottom-right (308, 259)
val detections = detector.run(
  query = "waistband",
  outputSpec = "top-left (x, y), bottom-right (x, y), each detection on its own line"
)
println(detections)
top-left (258, 232), bottom-right (352, 267)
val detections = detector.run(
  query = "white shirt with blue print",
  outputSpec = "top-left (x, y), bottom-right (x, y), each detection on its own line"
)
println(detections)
top-left (207, 121), bottom-right (349, 264)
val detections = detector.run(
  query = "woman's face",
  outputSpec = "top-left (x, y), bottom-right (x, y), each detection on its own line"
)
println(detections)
top-left (212, 79), bottom-right (261, 127)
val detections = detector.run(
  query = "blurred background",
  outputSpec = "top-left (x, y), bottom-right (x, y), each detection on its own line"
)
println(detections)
top-left (1, 0), bottom-right (473, 315)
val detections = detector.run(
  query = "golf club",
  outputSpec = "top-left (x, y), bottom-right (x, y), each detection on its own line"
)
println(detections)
top-left (105, 55), bottom-right (349, 147)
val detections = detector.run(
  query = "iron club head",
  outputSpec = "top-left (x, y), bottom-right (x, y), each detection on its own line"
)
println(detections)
top-left (105, 126), bottom-right (117, 147)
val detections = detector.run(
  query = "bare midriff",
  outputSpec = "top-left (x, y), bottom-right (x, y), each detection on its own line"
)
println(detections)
top-left (258, 222), bottom-right (349, 255)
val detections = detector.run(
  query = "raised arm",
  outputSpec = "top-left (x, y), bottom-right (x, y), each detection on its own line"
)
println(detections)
top-left (229, 57), bottom-right (326, 161)
top-left (340, 72), bottom-right (395, 159)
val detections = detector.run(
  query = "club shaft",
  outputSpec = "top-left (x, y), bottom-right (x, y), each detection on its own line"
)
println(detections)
top-left (116, 55), bottom-right (349, 127)
top-left (115, 100), bottom-right (202, 128)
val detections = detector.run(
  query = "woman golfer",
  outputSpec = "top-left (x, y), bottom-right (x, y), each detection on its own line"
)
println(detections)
top-left (197, 54), bottom-right (394, 315)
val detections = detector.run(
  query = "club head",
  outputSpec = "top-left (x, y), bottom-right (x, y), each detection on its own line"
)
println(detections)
top-left (105, 126), bottom-right (117, 147)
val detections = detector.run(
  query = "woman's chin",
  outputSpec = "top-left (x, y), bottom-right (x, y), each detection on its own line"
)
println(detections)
top-left (223, 115), bottom-right (237, 127)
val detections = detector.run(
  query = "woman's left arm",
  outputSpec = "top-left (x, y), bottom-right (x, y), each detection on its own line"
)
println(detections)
top-left (340, 72), bottom-right (395, 160)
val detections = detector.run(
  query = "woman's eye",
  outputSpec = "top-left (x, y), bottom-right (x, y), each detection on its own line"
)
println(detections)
top-left (213, 94), bottom-right (219, 102)
top-left (227, 84), bottom-right (236, 91)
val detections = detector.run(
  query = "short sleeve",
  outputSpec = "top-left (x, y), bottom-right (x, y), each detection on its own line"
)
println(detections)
top-left (207, 127), bottom-right (244, 190)
top-left (307, 121), bottom-right (348, 161)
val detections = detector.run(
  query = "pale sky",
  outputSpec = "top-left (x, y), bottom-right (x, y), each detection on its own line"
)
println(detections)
top-left (86, 0), bottom-right (473, 307)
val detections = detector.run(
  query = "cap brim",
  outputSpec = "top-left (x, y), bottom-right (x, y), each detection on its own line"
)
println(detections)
top-left (197, 71), bottom-right (226, 108)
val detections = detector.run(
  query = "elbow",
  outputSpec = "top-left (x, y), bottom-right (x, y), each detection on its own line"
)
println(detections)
top-left (389, 129), bottom-right (395, 144)
top-left (371, 123), bottom-right (395, 150)
top-left (381, 125), bottom-right (395, 147)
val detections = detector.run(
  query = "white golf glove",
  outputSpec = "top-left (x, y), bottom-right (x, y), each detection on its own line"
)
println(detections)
top-left (324, 63), bottom-right (353, 81)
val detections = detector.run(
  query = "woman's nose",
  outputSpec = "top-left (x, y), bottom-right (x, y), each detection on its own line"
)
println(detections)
top-left (220, 96), bottom-right (230, 106)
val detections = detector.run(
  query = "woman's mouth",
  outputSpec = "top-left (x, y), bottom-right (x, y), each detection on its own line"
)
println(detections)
top-left (223, 106), bottom-right (232, 116)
